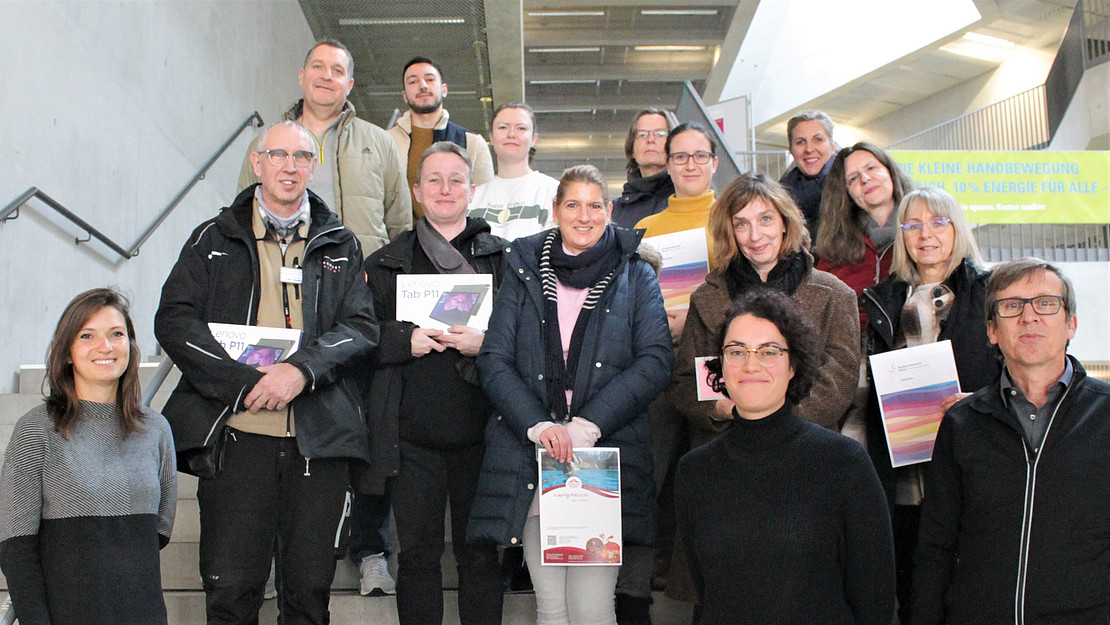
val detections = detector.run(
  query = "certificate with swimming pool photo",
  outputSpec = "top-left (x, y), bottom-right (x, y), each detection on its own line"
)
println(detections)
top-left (538, 447), bottom-right (622, 566)
top-left (869, 340), bottom-right (961, 467)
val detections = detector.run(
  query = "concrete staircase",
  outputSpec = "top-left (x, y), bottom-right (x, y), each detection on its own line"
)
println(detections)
top-left (0, 364), bottom-right (695, 624)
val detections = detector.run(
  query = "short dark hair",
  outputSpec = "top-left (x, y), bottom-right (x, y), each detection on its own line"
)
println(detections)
top-left (402, 56), bottom-right (445, 82)
top-left (305, 38), bottom-right (353, 76)
top-left (665, 122), bottom-right (717, 158)
top-left (985, 257), bottom-right (1077, 324)
top-left (624, 108), bottom-right (680, 178)
top-left (416, 141), bottom-right (471, 183)
top-left (704, 289), bottom-right (819, 409)
top-left (45, 288), bottom-right (145, 439)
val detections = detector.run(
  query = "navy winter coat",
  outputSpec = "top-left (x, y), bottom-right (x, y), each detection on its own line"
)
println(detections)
top-left (467, 226), bottom-right (673, 547)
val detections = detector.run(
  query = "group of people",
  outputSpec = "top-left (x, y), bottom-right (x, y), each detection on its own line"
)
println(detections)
top-left (1, 36), bottom-right (1109, 625)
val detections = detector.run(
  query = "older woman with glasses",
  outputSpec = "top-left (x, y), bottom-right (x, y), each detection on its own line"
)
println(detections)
top-left (675, 289), bottom-right (894, 625)
top-left (859, 185), bottom-right (997, 623)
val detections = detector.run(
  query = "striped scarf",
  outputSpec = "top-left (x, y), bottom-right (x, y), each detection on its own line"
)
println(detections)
top-left (539, 228), bottom-right (622, 421)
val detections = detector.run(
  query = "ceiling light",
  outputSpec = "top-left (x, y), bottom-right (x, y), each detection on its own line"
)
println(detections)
top-left (479, 96), bottom-right (493, 103)
top-left (533, 109), bottom-right (594, 114)
top-left (529, 79), bottom-right (597, 85)
top-left (640, 9), bottom-right (718, 16)
top-left (634, 45), bottom-right (706, 51)
top-left (940, 40), bottom-right (1010, 62)
top-left (962, 32), bottom-right (1015, 48)
top-left (339, 17), bottom-right (464, 26)
top-left (528, 11), bottom-right (605, 17)
top-left (529, 47), bottom-right (601, 53)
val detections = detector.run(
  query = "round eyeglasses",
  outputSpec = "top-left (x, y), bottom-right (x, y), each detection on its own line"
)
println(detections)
top-left (259, 149), bottom-right (315, 168)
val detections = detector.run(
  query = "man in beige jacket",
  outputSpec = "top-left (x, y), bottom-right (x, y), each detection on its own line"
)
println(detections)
top-left (239, 38), bottom-right (411, 256)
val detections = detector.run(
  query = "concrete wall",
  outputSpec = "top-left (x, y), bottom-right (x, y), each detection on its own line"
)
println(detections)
top-left (1049, 62), bottom-right (1110, 150)
top-left (0, 1), bottom-right (314, 392)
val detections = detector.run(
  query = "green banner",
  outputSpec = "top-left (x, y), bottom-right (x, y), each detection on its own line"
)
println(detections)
top-left (888, 151), bottom-right (1110, 224)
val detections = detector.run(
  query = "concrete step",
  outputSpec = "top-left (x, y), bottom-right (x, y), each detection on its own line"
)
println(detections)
top-left (3, 590), bottom-right (695, 625)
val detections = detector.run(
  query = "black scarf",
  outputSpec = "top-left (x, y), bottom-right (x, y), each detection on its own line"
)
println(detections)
top-left (540, 227), bottom-right (622, 421)
top-left (725, 250), bottom-right (810, 298)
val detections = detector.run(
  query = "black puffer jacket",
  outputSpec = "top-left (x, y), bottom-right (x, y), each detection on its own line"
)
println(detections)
top-left (611, 170), bottom-right (675, 229)
top-left (155, 185), bottom-right (379, 476)
top-left (860, 259), bottom-right (998, 498)
top-left (467, 227), bottom-right (673, 547)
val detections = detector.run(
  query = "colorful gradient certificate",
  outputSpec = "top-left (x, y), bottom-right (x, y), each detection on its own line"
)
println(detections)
top-left (642, 228), bottom-right (709, 312)
top-left (869, 340), bottom-right (961, 467)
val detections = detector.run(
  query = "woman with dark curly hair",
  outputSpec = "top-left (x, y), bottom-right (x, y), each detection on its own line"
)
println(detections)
top-left (674, 290), bottom-right (894, 625)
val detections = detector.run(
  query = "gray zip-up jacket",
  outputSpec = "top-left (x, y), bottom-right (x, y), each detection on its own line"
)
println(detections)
top-left (155, 185), bottom-right (379, 476)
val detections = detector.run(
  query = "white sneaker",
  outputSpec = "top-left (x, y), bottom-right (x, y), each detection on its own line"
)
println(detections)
top-left (359, 553), bottom-right (396, 595)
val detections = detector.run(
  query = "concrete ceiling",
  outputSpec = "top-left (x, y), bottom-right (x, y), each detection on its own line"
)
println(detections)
top-left (297, 0), bottom-right (1077, 188)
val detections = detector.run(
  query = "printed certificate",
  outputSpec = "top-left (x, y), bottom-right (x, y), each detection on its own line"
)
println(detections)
top-left (538, 447), bottom-right (622, 566)
top-left (642, 228), bottom-right (709, 311)
top-left (396, 274), bottom-right (494, 331)
top-left (869, 340), bottom-right (961, 467)
top-left (207, 323), bottom-right (302, 365)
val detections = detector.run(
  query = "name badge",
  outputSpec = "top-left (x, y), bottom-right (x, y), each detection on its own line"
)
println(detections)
top-left (280, 266), bottom-right (303, 285)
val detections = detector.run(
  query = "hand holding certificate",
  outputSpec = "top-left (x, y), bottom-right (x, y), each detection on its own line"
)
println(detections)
top-left (869, 340), bottom-right (961, 467)
top-left (538, 448), bottom-right (622, 565)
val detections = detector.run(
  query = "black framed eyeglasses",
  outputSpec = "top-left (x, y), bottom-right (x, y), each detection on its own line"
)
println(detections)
top-left (992, 295), bottom-right (1065, 318)
top-left (668, 151), bottom-right (714, 165)
top-left (259, 149), bottom-right (315, 168)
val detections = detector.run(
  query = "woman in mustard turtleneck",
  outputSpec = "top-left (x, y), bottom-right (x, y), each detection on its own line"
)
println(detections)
top-left (635, 122), bottom-right (719, 263)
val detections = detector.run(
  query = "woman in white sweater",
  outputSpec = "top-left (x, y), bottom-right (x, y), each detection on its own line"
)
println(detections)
top-left (469, 103), bottom-right (560, 240)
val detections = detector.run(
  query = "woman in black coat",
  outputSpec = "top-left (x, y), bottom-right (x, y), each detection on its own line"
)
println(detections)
top-left (859, 186), bottom-right (997, 623)
top-left (468, 165), bottom-right (673, 624)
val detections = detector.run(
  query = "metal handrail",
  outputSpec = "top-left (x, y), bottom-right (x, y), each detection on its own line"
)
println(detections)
top-left (0, 111), bottom-right (263, 260)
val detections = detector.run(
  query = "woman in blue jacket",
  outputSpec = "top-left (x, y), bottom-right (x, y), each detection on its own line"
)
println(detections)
top-left (469, 165), bottom-right (673, 624)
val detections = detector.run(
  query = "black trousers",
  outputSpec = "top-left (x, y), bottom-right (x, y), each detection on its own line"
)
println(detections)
top-left (392, 439), bottom-right (503, 625)
top-left (197, 429), bottom-right (349, 625)
top-left (348, 481), bottom-right (393, 563)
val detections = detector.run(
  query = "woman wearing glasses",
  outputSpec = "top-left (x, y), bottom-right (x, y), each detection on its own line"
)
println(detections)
top-left (669, 173), bottom-right (858, 446)
top-left (675, 290), bottom-right (894, 625)
top-left (859, 186), bottom-right (996, 623)
top-left (664, 173), bottom-right (859, 603)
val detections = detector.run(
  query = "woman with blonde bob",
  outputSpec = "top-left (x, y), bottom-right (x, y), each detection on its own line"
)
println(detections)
top-left (859, 186), bottom-right (996, 623)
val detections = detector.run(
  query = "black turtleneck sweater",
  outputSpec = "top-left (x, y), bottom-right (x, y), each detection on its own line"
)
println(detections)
top-left (675, 404), bottom-right (895, 625)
